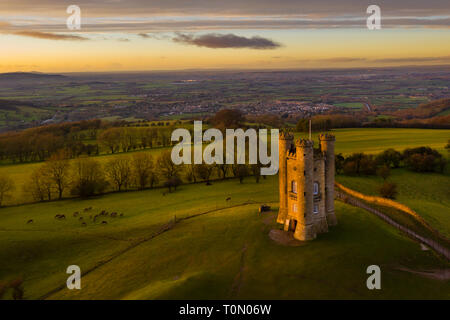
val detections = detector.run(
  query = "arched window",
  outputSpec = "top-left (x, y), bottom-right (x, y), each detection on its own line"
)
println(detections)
top-left (313, 182), bottom-right (319, 195)
top-left (291, 180), bottom-right (297, 194)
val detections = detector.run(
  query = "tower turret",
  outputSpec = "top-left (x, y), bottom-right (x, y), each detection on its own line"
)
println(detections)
top-left (277, 131), bottom-right (293, 224)
top-left (319, 133), bottom-right (337, 226)
top-left (293, 138), bottom-right (316, 241)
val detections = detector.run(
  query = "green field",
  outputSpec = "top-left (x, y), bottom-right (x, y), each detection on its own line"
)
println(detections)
top-left (0, 176), bottom-right (448, 300)
top-left (334, 102), bottom-right (364, 109)
top-left (337, 169), bottom-right (450, 238)
top-left (297, 128), bottom-right (450, 155)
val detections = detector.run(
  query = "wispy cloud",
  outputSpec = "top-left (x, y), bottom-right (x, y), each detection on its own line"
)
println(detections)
top-left (14, 30), bottom-right (89, 40)
top-left (1, 0), bottom-right (449, 17)
top-left (2, 16), bottom-right (449, 34)
top-left (293, 56), bottom-right (450, 64)
top-left (172, 33), bottom-right (281, 49)
top-left (0, 23), bottom-right (90, 41)
top-left (373, 56), bottom-right (450, 63)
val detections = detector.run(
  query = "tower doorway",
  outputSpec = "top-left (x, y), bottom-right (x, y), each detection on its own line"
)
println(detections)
top-left (289, 219), bottom-right (297, 232)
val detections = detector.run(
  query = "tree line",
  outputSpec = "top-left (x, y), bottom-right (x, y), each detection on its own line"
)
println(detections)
top-left (336, 146), bottom-right (447, 176)
top-left (336, 145), bottom-right (448, 199)
top-left (0, 119), bottom-right (186, 163)
top-left (0, 149), bottom-right (266, 206)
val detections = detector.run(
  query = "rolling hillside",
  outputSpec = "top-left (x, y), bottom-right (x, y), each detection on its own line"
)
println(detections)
top-left (0, 176), bottom-right (448, 299)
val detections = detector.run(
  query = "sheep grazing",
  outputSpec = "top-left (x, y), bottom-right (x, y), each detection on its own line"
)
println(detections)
top-left (84, 207), bottom-right (92, 212)
top-left (27, 219), bottom-right (33, 224)
top-left (101, 221), bottom-right (108, 225)
top-left (226, 197), bottom-right (231, 202)
top-left (79, 217), bottom-right (83, 221)
top-left (110, 212), bottom-right (117, 218)
top-left (119, 213), bottom-right (124, 217)
top-left (73, 212), bottom-right (79, 217)
top-left (55, 214), bottom-right (66, 220)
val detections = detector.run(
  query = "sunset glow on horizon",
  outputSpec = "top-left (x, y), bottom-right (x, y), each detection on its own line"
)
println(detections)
top-left (1, 0), bottom-right (449, 72)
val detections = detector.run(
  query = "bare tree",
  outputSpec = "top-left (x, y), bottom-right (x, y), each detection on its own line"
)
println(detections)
top-left (195, 163), bottom-right (214, 184)
top-left (250, 163), bottom-right (261, 183)
top-left (105, 157), bottom-right (132, 191)
top-left (157, 150), bottom-right (183, 181)
top-left (25, 167), bottom-right (52, 201)
top-left (99, 128), bottom-right (121, 154)
top-left (42, 151), bottom-right (70, 200)
top-left (232, 164), bottom-right (249, 184)
top-left (0, 175), bottom-right (15, 206)
top-left (157, 150), bottom-right (183, 191)
top-left (71, 157), bottom-right (108, 197)
top-left (132, 153), bottom-right (155, 189)
top-left (215, 163), bottom-right (229, 180)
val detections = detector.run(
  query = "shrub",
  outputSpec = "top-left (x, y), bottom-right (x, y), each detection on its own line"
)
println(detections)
top-left (342, 153), bottom-right (377, 175)
top-left (402, 146), bottom-right (447, 173)
top-left (379, 182), bottom-right (398, 199)
top-left (376, 165), bottom-right (391, 181)
top-left (376, 148), bottom-right (402, 168)
top-left (164, 176), bottom-right (182, 192)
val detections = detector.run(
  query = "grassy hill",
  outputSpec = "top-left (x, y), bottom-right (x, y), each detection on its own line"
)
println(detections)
top-left (0, 176), bottom-right (448, 299)
top-left (337, 169), bottom-right (450, 238)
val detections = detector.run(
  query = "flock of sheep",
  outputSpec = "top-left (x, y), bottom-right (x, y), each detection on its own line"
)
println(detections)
top-left (26, 206), bottom-right (124, 226)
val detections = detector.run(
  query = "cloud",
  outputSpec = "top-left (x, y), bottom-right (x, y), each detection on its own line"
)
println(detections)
top-left (291, 56), bottom-right (450, 64)
top-left (316, 57), bottom-right (367, 63)
top-left (1, 1), bottom-right (449, 17)
top-left (2, 16), bottom-right (448, 35)
top-left (373, 56), bottom-right (450, 63)
top-left (138, 33), bottom-right (171, 40)
top-left (12, 30), bottom-right (89, 40)
top-left (172, 33), bottom-right (281, 49)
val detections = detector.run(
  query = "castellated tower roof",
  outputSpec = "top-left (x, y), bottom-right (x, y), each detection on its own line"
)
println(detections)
top-left (295, 138), bottom-right (314, 148)
top-left (279, 130), bottom-right (294, 140)
top-left (319, 133), bottom-right (336, 141)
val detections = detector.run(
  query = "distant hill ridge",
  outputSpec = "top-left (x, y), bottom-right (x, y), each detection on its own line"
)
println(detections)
top-left (0, 72), bottom-right (66, 80)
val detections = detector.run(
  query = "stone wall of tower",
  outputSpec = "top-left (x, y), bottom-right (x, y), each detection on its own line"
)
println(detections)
top-left (293, 139), bottom-right (316, 241)
top-left (319, 133), bottom-right (337, 226)
top-left (277, 132), bottom-right (293, 224)
top-left (313, 158), bottom-right (328, 234)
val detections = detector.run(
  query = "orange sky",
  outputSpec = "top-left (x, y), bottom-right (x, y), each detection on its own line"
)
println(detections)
top-left (1, 1), bottom-right (449, 72)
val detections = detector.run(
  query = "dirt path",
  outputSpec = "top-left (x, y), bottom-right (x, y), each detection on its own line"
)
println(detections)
top-left (336, 190), bottom-right (450, 261)
top-left (230, 244), bottom-right (248, 298)
top-left (394, 266), bottom-right (450, 281)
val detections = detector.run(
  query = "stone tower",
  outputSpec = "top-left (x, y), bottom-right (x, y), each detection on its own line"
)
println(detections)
top-left (277, 131), bottom-right (293, 224)
top-left (277, 132), bottom-right (337, 241)
top-left (293, 139), bottom-right (316, 240)
top-left (319, 133), bottom-right (337, 226)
